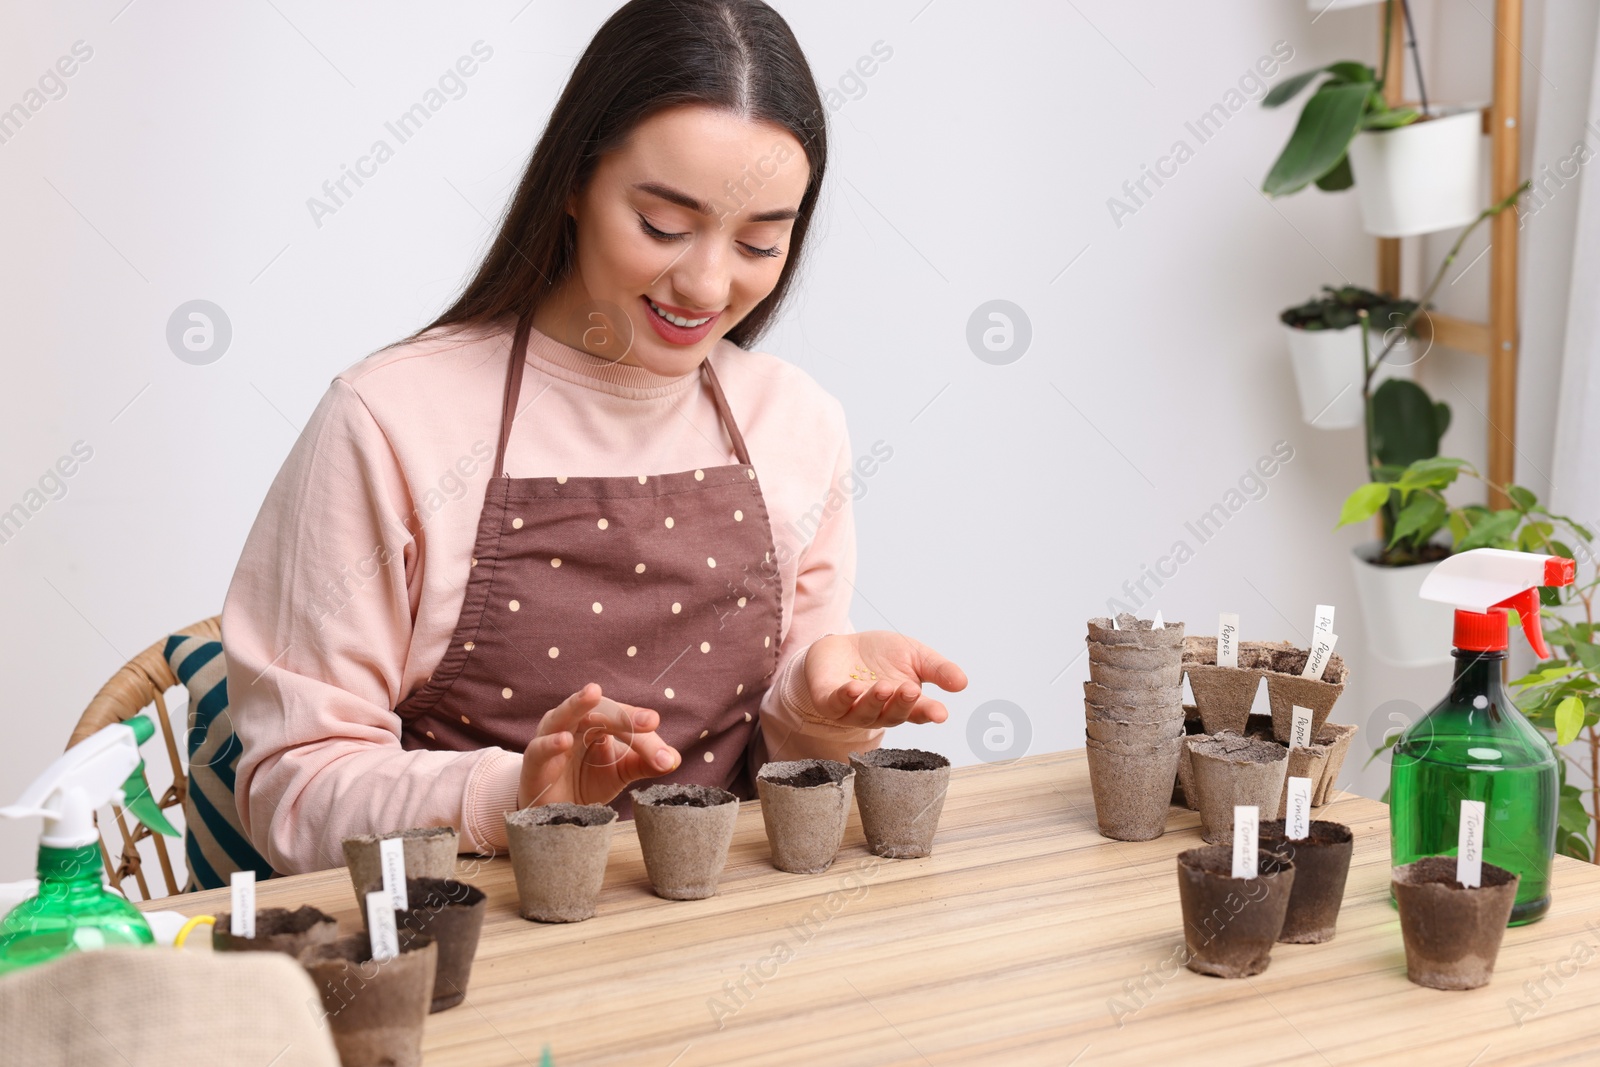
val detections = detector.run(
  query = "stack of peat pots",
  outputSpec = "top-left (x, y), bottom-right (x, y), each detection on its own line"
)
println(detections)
top-left (1083, 614), bottom-right (1186, 841)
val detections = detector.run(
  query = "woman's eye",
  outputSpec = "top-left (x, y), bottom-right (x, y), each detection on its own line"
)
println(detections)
top-left (637, 214), bottom-right (685, 242)
top-left (637, 212), bottom-right (782, 259)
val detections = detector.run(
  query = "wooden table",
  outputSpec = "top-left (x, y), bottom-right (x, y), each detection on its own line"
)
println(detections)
top-left (145, 750), bottom-right (1600, 1065)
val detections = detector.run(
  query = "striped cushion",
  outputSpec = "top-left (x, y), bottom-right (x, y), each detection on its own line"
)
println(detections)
top-left (163, 636), bottom-right (276, 892)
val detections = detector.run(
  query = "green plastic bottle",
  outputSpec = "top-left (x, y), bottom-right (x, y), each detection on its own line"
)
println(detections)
top-left (1388, 549), bottom-right (1575, 926)
top-left (0, 845), bottom-right (155, 975)
top-left (0, 716), bottom-right (179, 974)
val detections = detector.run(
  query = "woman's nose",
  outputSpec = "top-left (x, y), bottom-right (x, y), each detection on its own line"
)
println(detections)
top-left (667, 237), bottom-right (732, 312)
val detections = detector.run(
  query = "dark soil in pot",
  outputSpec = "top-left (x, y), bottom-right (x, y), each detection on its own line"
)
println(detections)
top-left (505, 802), bottom-right (617, 922)
top-left (1392, 856), bottom-right (1520, 990)
top-left (1176, 846), bottom-right (1295, 979)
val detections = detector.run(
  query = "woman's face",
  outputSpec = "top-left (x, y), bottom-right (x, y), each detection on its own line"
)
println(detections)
top-left (547, 103), bottom-right (810, 375)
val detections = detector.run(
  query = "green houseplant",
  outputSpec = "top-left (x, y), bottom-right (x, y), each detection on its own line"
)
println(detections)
top-left (1355, 460), bottom-right (1600, 863)
top-left (1329, 184), bottom-right (1528, 667)
top-left (1262, 60), bottom-right (1418, 197)
top-left (1262, 0), bottom-right (1486, 237)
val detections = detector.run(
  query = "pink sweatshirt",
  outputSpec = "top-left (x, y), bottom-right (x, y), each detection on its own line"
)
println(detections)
top-left (221, 319), bottom-right (882, 875)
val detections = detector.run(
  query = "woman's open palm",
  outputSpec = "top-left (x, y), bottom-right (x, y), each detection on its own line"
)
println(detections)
top-left (803, 631), bottom-right (968, 730)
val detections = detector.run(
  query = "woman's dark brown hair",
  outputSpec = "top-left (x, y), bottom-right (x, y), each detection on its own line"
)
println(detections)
top-left (415, 0), bottom-right (827, 350)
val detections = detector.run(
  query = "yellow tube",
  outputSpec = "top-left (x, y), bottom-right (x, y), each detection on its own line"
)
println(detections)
top-left (173, 914), bottom-right (214, 948)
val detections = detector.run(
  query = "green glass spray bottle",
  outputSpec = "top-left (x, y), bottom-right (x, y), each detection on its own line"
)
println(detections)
top-left (1390, 549), bottom-right (1576, 925)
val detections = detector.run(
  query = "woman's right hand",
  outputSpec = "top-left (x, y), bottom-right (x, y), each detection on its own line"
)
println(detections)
top-left (517, 683), bottom-right (681, 809)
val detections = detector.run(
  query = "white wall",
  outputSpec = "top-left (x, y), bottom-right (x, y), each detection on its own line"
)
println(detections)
top-left (0, 0), bottom-right (1568, 883)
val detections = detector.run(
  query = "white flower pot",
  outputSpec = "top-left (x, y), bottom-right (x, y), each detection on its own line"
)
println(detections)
top-left (1346, 107), bottom-right (1485, 238)
top-left (1284, 323), bottom-right (1414, 430)
top-left (1349, 542), bottom-right (1457, 668)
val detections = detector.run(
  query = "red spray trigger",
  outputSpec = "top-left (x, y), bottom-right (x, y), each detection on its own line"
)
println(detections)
top-left (1495, 588), bottom-right (1550, 659)
top-left (1493, 558), bottom-right (1575, 660)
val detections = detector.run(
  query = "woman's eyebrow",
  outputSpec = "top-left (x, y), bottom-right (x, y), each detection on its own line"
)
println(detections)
top-left (632, 180), bottom-right (799, 223)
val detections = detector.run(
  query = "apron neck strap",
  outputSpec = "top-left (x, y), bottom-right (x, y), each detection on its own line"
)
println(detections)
top-left (698, 357), bottom-right (753, 468)
top-left (494, 311), bottom-right (535, 478)
top-left (494, 310), bottom-right (755, 476)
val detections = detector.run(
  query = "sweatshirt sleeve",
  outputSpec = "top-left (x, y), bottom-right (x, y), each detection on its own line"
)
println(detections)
top-left (222, 377), bottom-right (521, 876)
top-left (756, 403), bottom-right (884, 763)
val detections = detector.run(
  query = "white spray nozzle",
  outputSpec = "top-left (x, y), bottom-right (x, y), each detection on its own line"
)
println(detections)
top-left (1418, 548), bottom-right (1568, 612)
top-left (0, 719), bottom-right (177, 849)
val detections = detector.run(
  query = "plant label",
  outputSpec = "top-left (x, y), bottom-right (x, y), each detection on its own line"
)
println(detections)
top-left (1232, 805), bottom-right (1259, 878)
top-left (1110, 615), bottom-right (1119, 629)
top-left (1302, 633), bottom-right (1339, 680)
top-left (1287, 777), bottom-right (1312, 840)
top-left (1289, 705), bottom-right (1314, 749)
top-left (1314, 604), bottom-right (1335, 639)
top-left (1457, 799), bottom-right (1486, 888)
top-left (230, 870), bottom-right (255, 938)
top-left (1218, 613), bottom-right (1240, 669)
top-left (1152, 610), bottom-right (1165, 630)
top-left (367, 890), bottom-right (400, 962)
top-left (380, 836), bottom-right (409, 911)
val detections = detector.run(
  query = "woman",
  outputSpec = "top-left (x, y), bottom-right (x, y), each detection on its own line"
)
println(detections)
top-left (223, 0), bottom-right (968, 876)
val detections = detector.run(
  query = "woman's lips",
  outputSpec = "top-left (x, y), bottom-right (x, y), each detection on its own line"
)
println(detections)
top-left (641, 295), bottom-right (720, 345)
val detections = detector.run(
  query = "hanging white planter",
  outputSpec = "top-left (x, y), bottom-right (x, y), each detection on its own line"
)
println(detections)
top-left (1349, 542), bottom-right (1456, 668)
top-left (1346, 107), bottom-right (1485, 238)
top-left (1284, 323), bottom-right (1414, 430)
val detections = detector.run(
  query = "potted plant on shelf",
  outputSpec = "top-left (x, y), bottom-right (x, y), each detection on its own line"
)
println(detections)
top-left (1360, 460), bottom-right (1600, 863)
top-left (1281, 285), bottom-right (1417, 429)
top-left (1329, 184), bottom-right (1527, 667)
top-left (1262, 0), bottom-right (1484, 237)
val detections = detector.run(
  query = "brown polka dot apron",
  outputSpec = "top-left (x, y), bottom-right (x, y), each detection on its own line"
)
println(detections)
top-left (396, 312), bottom-right (784, 820)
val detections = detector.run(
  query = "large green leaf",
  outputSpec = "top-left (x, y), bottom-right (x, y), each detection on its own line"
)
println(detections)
top-left (1555, 696), bottom-right (1586, 747)
top-left (1314, 154), bottom-right (1354, 192)
top-left (1263, 83), bottom-right (1370, 196)
top-left (1508, 485), bottom-right (1538, 511)
top-left (1394, 457), bottom-right (1468, 494)
top-left (1389, 494), bottom-right (1447, 549)
top-left (1338, 483), bottom-right (1391, 528)
top-left (1371, 379), bottom-right (1446, 468)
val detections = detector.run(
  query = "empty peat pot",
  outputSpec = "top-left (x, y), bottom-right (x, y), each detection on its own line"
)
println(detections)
top-left (1088, 658), bottom-right (1185, 691)
top-left (1083, 680), bottom-right (1185, 714)
top-left (1392, 856), bottom-right (1521, 990)
top-left (1084, 734), bottom-right (1184, 841)
top-left (1258, 819), bottom-right (1354, 944)
top-left (342, 826), bottom-right (459, 911)
top-left (1086, 614), bottom-right (1187, 649)
top-left (1085, 714), bottom-right (1185, 746)
top-left (1275, 743), bottom-right (1331, 819)
top-left (365, 877), bottom-right (487, 1013)
top-left (1176, 846), bottom-right (1296, 978)
top-left (1312, 722), bottom-right (1359, 805)
top-left (212, 904), bottom-right (339, 956)
top-left (299, 931), bottom-right (437, 1067)
top-left (1188, 733), bottom-right (1289, 845)
top-left (505, 802), bottom-right (618, 922)
top-left (849, 748), bottom-right (951, 859)
top-left (631, 783), bottom-right (740, 900)
top-left (756, 759), bottom-right (855, 874)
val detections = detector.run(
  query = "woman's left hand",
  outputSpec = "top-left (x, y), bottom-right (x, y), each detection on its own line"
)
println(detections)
top-left (801, 631), bottom-right (968, 729)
